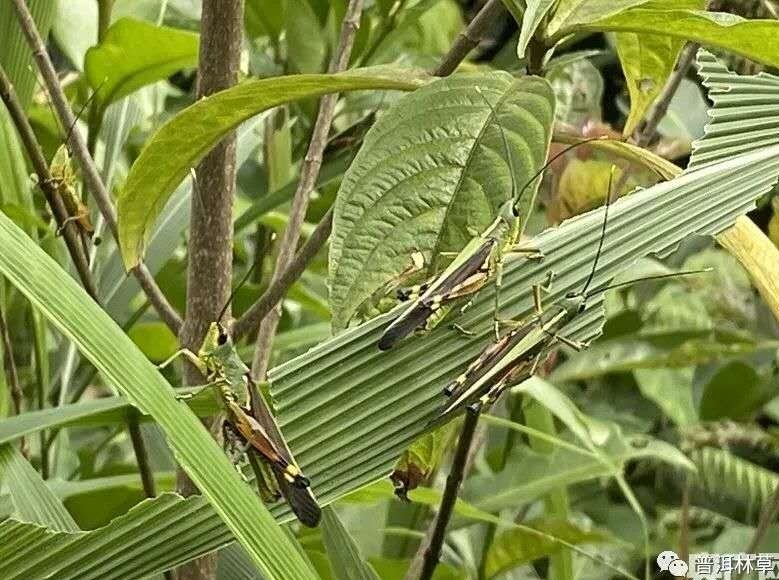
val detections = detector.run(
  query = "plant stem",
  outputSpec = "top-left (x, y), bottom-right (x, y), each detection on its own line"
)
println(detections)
top-left (739, 482), bottom-right (779, 578)
top-left (0, 64), bottom-right (99, 300)
top-left (250, 0), bottom-right (364, 379)
top-left (175, 1), bottom-right (243, 578)
top-left (634, 43), bottom-right (699, 147)
top-left (432, 0), bottom-right (506, 77)
top-left (10, 0), bottom-right (182, 333)
top-left (416, 409), bottom-right (480, 580)
top-left (233, 209), bottom-right (333, 340)
top-left (128, 411), bottom-right (156, 498)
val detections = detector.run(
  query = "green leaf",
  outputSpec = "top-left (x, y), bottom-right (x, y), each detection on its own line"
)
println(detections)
top-left (286, 0), bottom-right (326, 73)
top-left (634, 368), bottom-right (697, 426)
top-left (0, 444), bottom-right (79, 532)
top-left (0, 213), bottom-right (316, 579)
top-left (321, 507), bottom-right (380, 580)
top-left (615, 32), bottom-right (684, 136)
top-left (612, 1), bottom-right (705, 135)
top-left (85, 18), bottom-right (199, 115)
top-left (270, 144), bottom-right (779, 512)
top-left (580, 9), bottom-right (779, 69)
top-left (52, 0), bottom-right (97, 71)
top-left (245, 0), bottom-right (285, 42)
top-left (550, 329), bottom-right (774, 381)
top-left (118, 68), bottom-right (423, 268)
top-left (329, 72), bottom-right (555, 329)
top-left (700, 361), bottom-right (773, 421)
top-left (547, 0), bottom-right (652, 37)
top-left (547, 57), bottom-right (603, 126)
top-left (391, 422), bottom-right (458, 496)
top-left (0, 0), bottom-right (57, 109)
top-left (484, 518), bottom-right (612, 579)
top-left (690, 49), bottom-right (779, 169)
top-left (517, 0), bottom-right (556, 58)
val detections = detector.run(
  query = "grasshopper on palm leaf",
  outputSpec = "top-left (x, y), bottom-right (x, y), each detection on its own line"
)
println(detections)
top-left (162, 318), bottom-right (321, 527)
top-left (377, 86), bottom-right (607, 351)
top-left (435, 172), bottom-right (711, 421)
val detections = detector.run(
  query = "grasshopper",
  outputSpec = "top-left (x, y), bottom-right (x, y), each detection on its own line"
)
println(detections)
top-left (35, 83), bottom-right (101, 239)
top-left (161, 280), bottom-right (321, 527)
top-left (436, 172), bottom-right (711, 420)
top-left (378, 87), bottom-right (605, 350)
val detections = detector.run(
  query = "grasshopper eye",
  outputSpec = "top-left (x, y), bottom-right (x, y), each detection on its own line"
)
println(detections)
top-left (565, 291), bottom-right (577, 299)
top-left (217, 333), bottom-right (228, 345)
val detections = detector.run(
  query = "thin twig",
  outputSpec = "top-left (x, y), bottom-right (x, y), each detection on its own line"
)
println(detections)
top-left (250, 0), bottom-right (364, 379)
top-left (0, 306), bottom-right (27, 458)
top-left (416, 410), bottom-right (480, 580)
top-left (127, 411), bottom-right (156, 498)
top-left (633, 43), bottom-right (699, 148)
top-left (0, 64), bottom-right (99, 300)
top-left (233, 209), bottom-right (333, 340)
top-left (432, 0), bottom-right (506, 77)
top-left (11, 0), bottom-right (182, 333)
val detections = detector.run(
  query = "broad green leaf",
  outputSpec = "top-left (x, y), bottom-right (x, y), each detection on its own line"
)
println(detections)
top-left (0, 213), bottom-right (316, 579)
top-left (321, 507), bottom-right (380, 580)
top-left (0, 444), bottom-right (78, 532)
top-left (85, 18), bottom-right (199, 115)
top-left (546, 0), bottom-right (652, 37)
top-left (118, 68), bottom-right (424, 268)
top-left (547, 57), bottom-right (603, 125)
top-left (612, 1), bottom-right (705, 136)
top-left (329, 72), bottom-right (555, 329)
top-left (484, 518), bottom-right (612, 579)
top-left (550, 329), bottom-right (775, 381)
top-left (615, 32), bottom-right (685, 136)
top-left (271, 144), bottom-right (779, 511)
top-left (0, 494), bottom-right (230, 580)
top-left (580, 10), bottom-right (779, 70)
top-left (634, 368), bottom-right (697, 426)
top-left (700, 362), bottom-right (774, 421)
top-left (517, 0), bottom-right (557, 58)
top-left (0, 107), bottom-right (36, 239)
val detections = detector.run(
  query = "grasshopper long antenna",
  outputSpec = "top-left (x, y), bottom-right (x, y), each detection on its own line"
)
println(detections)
top-left (586, 268), bottom-right (713, 298)
top-left (581, 167), bottom-right (615, 295)
top-left (474, 87), bottom-right (517, 204)
top-left (515, 136), bottom-right (607, 210)
top-left (64, 82), bottom-right (105, 145)
top-left (217, 261), bottom-right (259, 326)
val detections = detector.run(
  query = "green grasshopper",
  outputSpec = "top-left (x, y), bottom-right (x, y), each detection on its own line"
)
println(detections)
top-left (36, 83), bottom-right (101, 239)
top-left (161, 281), bottom-right (321, 527)
top-left (378, 88), bottom-right (605, 351)
top-left (435, 173), bottom-right (711, 420)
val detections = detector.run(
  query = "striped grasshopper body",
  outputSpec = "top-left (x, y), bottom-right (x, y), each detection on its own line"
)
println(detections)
top-left (164, 322), bottom-right (321, 527)
top-left (437, 287), bottom-right (586, 418)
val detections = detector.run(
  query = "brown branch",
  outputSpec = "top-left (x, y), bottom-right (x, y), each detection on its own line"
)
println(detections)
top-left (128, 411), bottom-right (156, 498)
top-left (250, 0), bottom-right (364, 379)
top-left (634, 43), bottom-right (699, 147)
top-left (416, 410), bottom-right (480, 580)
top-left (432, 0), bottom-right (506, 77)
top-left (0, 306), bottom-right (27, 458)
top-left (233, 209), bottom-right (332, 340)
top-left (0, 64), bottom-right (99, 300)
top-left (11, 0), bottom-right (182, 334)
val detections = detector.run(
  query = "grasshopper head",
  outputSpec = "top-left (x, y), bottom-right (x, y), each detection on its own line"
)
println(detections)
top-left (560, 291), bottom-right (586, 317)
top-left (497, 199), bottom-right (518, 222)
top-left (199, 322), bottom-right (226, 357)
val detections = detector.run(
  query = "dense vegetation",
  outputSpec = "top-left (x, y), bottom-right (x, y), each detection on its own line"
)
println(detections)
top-left (2, 1), bottom-right (779, 579)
